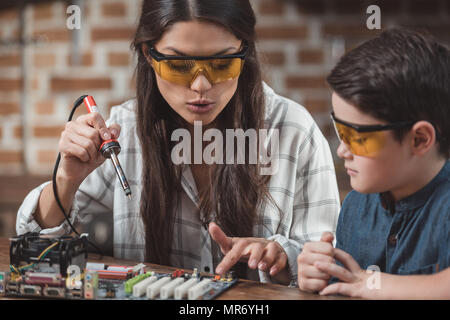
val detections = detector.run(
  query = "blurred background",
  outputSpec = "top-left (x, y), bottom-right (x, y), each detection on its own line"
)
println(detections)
top-left (0, 0), bottom-right (449, 238)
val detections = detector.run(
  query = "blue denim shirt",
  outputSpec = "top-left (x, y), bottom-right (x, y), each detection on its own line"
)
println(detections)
top-left (335, 161), bottom-right (450, 276)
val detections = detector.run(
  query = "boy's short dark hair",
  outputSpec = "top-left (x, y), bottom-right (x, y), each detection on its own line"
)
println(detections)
top-left (327, 27), bottom-right (450, 158)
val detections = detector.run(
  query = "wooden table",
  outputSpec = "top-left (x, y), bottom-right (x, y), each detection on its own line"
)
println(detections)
top-left (0, 236), bottom-right (347, 300)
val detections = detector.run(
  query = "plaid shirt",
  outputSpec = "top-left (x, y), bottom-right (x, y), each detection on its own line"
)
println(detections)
top-left (16, 83), bottom-right (340, 286)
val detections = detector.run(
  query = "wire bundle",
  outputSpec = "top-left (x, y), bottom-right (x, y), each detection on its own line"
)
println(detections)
top-left (9, 241), bottom-right (59, 274)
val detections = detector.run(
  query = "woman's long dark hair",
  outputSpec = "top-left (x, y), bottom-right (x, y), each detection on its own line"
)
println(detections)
top-left (132, 0), bottom-right (273, 267)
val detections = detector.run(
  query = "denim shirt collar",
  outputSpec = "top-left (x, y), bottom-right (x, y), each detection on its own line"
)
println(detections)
top-left (379, 161), bottom-right (449, 213)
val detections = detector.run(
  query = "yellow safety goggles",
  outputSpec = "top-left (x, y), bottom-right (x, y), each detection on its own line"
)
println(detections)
top-left (331, 112), bottom-right (415, 157)
top-left (147, 43), bottom-right (248, 86)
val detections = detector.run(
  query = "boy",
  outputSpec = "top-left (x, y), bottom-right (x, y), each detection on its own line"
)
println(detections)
top-left (297, 27), bottom-right (449, 299)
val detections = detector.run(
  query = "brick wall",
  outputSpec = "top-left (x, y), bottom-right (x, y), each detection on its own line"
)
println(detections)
top-left (0, 0), bottom-right (140, 176)
top-left (0, 0), bottom-right (449, 236)
top-left (0, 0), bottom-right (141, 236)
top-left (254, 0), bottom-right (450, 190)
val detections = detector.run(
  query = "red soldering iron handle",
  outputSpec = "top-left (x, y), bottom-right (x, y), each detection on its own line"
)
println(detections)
top-left (84, 95), bottom-right (100, 114)
top-left (83, 96), bottom-right (119, 151)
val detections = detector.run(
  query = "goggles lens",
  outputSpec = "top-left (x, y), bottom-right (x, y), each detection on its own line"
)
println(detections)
top-left (152, 57), bottom-right (245, 85)
top-left (331, 112), bottom-right (426, 157)
top-left (148, 43), bottom-right (248, 86)
top-left (332, 120), bottom-right (387, 157)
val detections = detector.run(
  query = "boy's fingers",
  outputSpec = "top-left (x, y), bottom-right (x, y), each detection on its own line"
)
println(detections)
top-left (333, 248), bottom-right (361, 273)
top-left (303, 241), bottom-right (334, 256)
top-left (299, 265), bottom-right (332, 280)
top-left (298, 278), bottom-right (328, 293)
top-left (314, 261), bottom-right (356, 283)
top-left (320, 231), bottom-right (334, 243)
top-left (298, 252), bottom-right (335, 266)
top-left (319, 282), bottom-right (353, 297)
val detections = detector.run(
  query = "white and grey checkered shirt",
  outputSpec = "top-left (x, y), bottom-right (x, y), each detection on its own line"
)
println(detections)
top-left (16, 83), bottom-right (340, 286)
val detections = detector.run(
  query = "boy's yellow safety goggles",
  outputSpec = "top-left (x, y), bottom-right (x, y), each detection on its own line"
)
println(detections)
top-left (147, 43), bottom-right (248, 86)
top-left (331, 112), bottom-right (415, 157)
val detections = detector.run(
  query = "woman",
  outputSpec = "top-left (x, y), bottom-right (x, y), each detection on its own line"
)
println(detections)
top-left (16, 0), bottom-right (339, 286)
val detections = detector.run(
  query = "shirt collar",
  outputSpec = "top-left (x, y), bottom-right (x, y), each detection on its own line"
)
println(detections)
top-left (379, 160), bottom-right (449, 213)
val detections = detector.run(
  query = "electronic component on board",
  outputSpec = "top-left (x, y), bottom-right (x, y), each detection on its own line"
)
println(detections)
top-left (9, 232), bottom-right (88, 277)
top-left (104, 282), bottom-right (116, 298)
top-left (20, 284), bottom-right (42, 296)
top-left (85, 263), bottom-right (134, 280)
top-left (24, 272), bottom-right (65, 287)
top-left (84, 270), bottom-right (98, 299)
top-left (6, 272), bottom-right (20, 295)
top-left (132, 275), bottom-right (158, 297)
top-left (174, 277), bottom-right (198, 300)
top-left (188, 278), bottom-right (213, 300)
top-left (43, 286), bottom-right (66, 298)
top-left (226, 271), bottom-right (235, 282)
top-left (0, 272), bottom-right (6, 296)
top-left (172, 269), bottom-right (184, 278)
top-left (160, 277), bottom-right (185, 299)
top-left (124, 272), bottom-right (153, 294)
top-left (146, 276), bottom-right (171, 299)
top-left (132, 263), bottom-right (146, 275)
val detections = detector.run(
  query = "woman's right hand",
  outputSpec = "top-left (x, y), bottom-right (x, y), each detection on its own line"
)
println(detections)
top-left (57, 112), bottom-right (121, 185)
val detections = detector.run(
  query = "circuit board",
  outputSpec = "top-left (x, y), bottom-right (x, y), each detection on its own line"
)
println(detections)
top-left (0, 264), bottom-right (238, 300)
top-left (90, 266), bottom-right (237, 300)
top-left (0, 233), bottom-right (238, 300)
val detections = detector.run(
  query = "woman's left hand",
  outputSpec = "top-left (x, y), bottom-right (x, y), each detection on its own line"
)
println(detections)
top-left (208, 222), bottom-right (288, 277)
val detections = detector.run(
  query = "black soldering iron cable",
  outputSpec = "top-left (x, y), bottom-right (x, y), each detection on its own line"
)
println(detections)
top-left (50, 94), bottom-right (103, 257)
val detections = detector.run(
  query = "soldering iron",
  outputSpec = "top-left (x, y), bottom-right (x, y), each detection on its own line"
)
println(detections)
top-left (51, 95), bottom-right (132, 256)
top-left (83, 96), bottom-right (132, 199)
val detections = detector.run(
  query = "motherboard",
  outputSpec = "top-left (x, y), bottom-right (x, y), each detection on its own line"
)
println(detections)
top-left (0, 233), bottom-right (237, 300)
